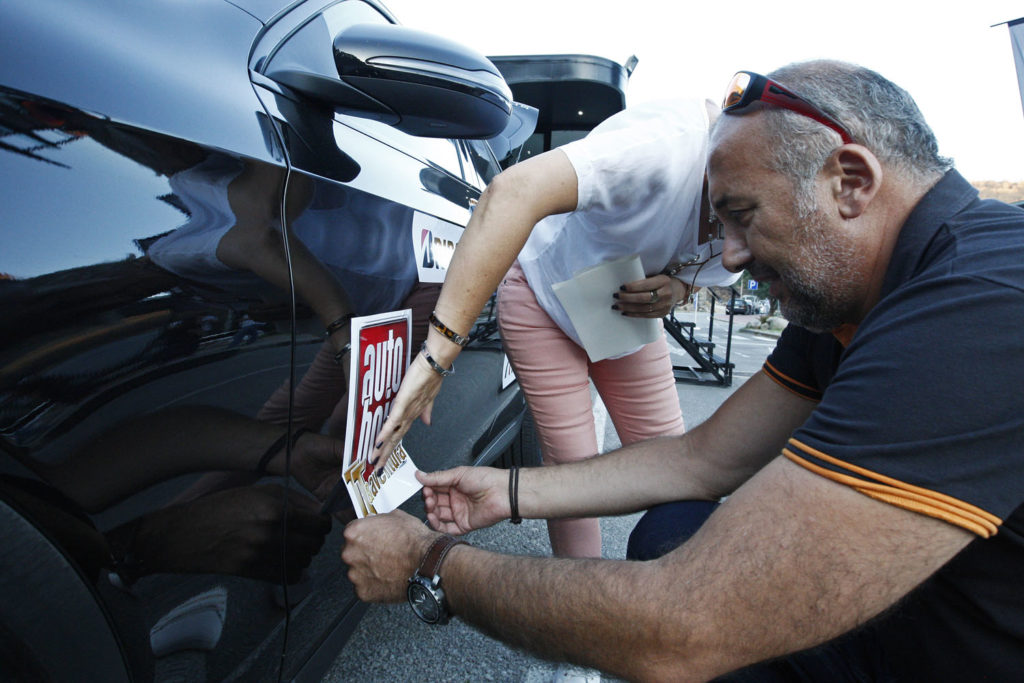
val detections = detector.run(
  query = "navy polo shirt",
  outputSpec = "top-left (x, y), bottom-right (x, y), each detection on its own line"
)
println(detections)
top-left (762, 170), bottom-right (1024, 679)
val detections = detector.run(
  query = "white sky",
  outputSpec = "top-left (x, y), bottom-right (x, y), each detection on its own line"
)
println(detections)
top-left (382, 0), bottom-right (1024, 182)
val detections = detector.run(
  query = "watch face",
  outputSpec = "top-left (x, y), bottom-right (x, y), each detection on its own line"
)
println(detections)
top-left (407, 579), bottom-right (443, 624)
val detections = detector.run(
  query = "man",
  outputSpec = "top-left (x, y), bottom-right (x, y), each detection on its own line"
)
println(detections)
top-left (342, 60), bottom-right (1024, 681)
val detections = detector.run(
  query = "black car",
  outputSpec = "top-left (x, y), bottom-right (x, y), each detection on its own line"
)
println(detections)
top-left (725, 298), bottom-right (752, 315)
top-left (0, 0), bottom-right (537, 679)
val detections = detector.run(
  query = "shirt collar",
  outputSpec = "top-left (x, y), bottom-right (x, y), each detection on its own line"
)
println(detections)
top-left (878, 169), bottom-right (978, 301)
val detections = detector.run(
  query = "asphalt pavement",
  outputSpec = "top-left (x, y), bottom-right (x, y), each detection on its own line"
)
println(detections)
top-left (320, 312), bottom-right (776, 682)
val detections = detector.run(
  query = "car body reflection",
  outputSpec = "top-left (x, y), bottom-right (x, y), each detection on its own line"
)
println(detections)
top-left (0, 0), bottom-right (533, 679)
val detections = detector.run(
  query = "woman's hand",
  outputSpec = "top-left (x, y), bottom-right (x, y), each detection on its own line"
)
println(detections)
top-left (613, 273), bottom-right (689, 318)
top-left (367, 355), bottom-right (444, 469)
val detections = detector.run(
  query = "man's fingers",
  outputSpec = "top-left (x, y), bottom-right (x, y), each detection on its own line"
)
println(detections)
top-left (416, 467), bottom-right (458, 488)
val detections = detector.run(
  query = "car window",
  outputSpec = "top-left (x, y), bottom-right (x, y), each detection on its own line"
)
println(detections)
top-left (339, 116), bottom-right (466, 183)
top-left (462, 139), bottom-right (500, 187)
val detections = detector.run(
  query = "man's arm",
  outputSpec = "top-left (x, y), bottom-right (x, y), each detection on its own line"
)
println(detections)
top-left (344, 372), bottom-right (971, 678)
top-left (441, 456), bottom-right (973, 681)
top-left (523, 371), bottom-right (818, 517)
top-left (419, 371), bottom-right (816, 532)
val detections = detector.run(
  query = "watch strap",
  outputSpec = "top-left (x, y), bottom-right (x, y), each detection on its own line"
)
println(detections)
top-left (418, 534), bottom-right (468, 581)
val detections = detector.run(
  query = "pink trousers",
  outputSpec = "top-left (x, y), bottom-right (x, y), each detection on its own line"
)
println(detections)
top-left (497, 262), bottom-right (685, 558)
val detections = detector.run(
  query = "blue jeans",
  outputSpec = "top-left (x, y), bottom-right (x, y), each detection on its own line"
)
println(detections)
top-left (626, 500), bottom-right (718, 561)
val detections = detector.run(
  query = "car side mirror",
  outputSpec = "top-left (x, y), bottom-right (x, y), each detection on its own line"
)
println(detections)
top-left (333, 23), bottom-right (512, 138)
top-left (267, 23), bottom-right (512, 139)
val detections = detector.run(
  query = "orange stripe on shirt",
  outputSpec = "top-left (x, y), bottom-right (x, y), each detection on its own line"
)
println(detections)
top-left (762, 361), bottom-right (821, 401)
top-left (784, 439), bottom-right (1001, 538)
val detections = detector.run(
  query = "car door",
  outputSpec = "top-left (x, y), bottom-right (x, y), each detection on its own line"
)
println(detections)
top-left (0, 0), bottom-right (311, 679)
top-left (0, 0), bottom-right (363, 677)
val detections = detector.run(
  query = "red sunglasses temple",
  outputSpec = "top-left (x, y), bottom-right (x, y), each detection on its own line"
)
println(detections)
top-left (755, 80), bottom-right (853, 144)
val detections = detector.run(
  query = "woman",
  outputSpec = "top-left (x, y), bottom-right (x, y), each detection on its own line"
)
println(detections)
top-left (371, 98), bottom-right (737, 559)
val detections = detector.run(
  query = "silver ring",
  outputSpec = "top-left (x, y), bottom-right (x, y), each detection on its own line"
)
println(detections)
top-left (649, 290), bottom-right (659, 303)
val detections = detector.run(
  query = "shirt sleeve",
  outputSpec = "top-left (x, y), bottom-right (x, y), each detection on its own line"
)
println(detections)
top-left (559, 101), bottom-right (707, 240)
top-left (785, 276), bottom-right (1024, 537)
top-left (762, 325), bottom-right (844, 401)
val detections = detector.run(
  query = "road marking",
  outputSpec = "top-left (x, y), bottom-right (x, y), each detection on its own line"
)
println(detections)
top-left (592, 389), bottom-right (608, 453)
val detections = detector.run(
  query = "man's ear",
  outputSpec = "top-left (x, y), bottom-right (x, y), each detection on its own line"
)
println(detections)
top-left (828, 145), bottom-right (882, 219)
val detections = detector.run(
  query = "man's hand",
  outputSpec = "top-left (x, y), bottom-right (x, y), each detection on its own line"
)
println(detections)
top-left (417, 466), bottom-right (510, 534)
top-left (614, 273), bottom-right (689, 318)
top-left (341, 509), bottom-right (438, 602)
top-left (368, 359), bottom-right (443, 469)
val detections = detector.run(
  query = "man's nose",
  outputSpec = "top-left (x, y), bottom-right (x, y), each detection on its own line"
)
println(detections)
top-left (721, 229), bottom-right (753, 273)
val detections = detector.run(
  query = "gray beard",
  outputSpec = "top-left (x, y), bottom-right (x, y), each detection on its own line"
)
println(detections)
top-left (777, 205), bottom-right (860, 333)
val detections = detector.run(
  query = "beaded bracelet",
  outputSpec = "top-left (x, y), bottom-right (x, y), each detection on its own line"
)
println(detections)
top-left (420, 341), bottom-right (455, 377)
top-left (429, 311), bottom-right (470, 348)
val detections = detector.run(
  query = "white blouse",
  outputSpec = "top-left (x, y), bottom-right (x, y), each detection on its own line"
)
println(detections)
top-left (517, 98), bottom-right (738, 348)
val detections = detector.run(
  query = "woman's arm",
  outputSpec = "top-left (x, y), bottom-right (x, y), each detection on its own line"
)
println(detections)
top-left (369, 149), bottom-right (579, 467)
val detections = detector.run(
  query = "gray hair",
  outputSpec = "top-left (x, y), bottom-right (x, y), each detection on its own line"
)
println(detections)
top-left (751, 60), bottom-right (952, 210)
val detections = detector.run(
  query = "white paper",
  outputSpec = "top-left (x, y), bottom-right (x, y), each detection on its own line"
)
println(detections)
top-left (372, 453), bottom-right (423, 513)
top-left (553, 254), bottom-right (660, 362)
top-left (342, 443), bottom-right (420, 517)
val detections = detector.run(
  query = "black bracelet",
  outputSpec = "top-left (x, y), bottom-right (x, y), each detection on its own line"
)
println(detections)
top-left (333, 343), bottom-right (351, 366)
top-left (326, 313), bottom-right (354, 337)
top-left (508, 466), bottom-right (522, 524)
top-left (255, 427), bottom-right (310, 474)
top-left (429, 311), bottom-right (470, 348)
top-left (420, 341), bottom-right (455, 377)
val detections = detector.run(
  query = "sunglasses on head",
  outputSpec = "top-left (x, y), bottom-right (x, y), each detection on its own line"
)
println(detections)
top-left (722, 71), bottom-right (854, 145)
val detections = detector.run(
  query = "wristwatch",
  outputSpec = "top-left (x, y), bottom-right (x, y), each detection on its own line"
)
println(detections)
top-left (407, 534), bottom-right (468, 624)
